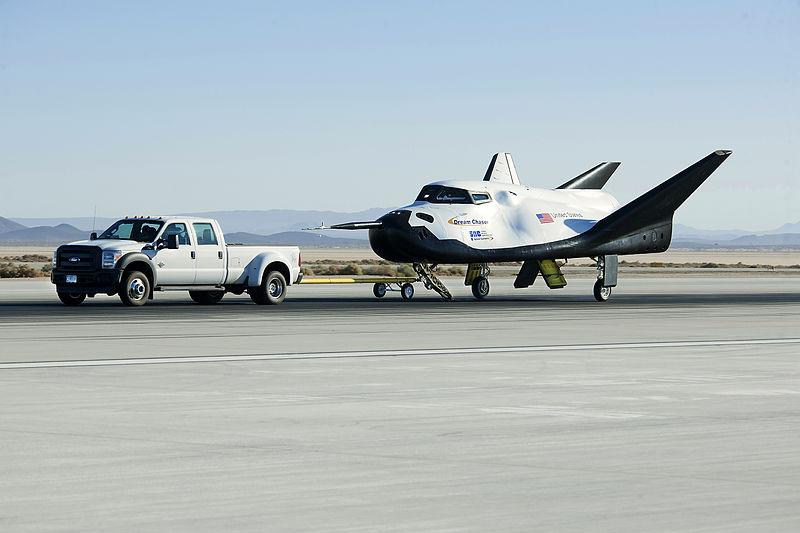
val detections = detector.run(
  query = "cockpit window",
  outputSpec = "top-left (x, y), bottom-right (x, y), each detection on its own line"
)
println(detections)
top-left (471, 192), bottom-right (492, 204)
top-left (416, 185), bottom-right (473, 204)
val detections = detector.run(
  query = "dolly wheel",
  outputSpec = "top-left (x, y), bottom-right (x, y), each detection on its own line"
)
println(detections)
top-left (401, 283), bottom-right (414, 300)
top-left (373, 283), bottom-right (387, 298)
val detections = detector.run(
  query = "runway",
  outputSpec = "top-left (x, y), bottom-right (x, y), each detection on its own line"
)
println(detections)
top-left (2, 277), bottom-right (800, 531)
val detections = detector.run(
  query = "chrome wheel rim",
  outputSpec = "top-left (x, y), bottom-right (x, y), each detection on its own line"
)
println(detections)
top-left (129, 278), bottom-right (146, 300)
top-left (268, 279), bottom-right (283, 298)
top-left (600, 286), bottom-right (611, 299)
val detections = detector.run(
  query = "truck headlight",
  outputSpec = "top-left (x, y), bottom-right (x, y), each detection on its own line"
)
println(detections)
top-left (52, 250), bottom-right (58, 267)
top-left (102, 250), bottom-right (123, 269)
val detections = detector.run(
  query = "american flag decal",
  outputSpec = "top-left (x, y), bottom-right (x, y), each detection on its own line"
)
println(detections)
top-left (537, 213), bottom-right (554, 224)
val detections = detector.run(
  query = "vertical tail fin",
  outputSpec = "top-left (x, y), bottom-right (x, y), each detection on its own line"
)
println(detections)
top-left (483, 153), bottom-right (520, 185)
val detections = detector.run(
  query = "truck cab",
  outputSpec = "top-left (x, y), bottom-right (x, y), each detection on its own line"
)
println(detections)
top-left (52, 216), bottom-right (302, 306)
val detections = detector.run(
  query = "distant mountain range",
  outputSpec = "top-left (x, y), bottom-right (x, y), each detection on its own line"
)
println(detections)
top-left (10, 208), bottom-right (391, 238)
top-left (1, 211), bottom-right (385, 247)
top-left (2, 211), bottom-right (800, 247)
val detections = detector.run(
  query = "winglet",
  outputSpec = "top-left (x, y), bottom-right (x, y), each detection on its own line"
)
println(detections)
top-left (587, 150), bottom-right (732, 243)
top-left (483, 153), bottom-right (520, 185)
top-left (556, 162), bottom-right (621, 190)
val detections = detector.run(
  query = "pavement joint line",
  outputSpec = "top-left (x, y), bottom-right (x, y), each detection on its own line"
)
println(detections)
top-left (2, 337), bottom-right (800, 369)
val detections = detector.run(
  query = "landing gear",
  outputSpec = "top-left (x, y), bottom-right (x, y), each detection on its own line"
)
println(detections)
top-left (593, 279), bottom-right (611, 302)
top-left (413, 263), bottom-right (452, 300)
top-left (465, 263), bottom-right (490, 300)
top-left (593, 255), bottom-right (618, 302)
top-left (401, 283), bottom-right (415, 300)
top-left (471, 276), bottom-right (489, 299)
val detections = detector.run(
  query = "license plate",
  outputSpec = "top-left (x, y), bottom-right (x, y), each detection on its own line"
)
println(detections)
top-left (66, 275), bottom-right (77, 283)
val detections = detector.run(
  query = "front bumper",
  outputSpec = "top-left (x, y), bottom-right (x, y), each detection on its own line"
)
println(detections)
top-left (51, 268), bottom-right (124, 295)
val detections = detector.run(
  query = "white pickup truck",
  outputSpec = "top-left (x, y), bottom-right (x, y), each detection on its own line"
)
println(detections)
top-left (51, 216), bottom-right (302, 306)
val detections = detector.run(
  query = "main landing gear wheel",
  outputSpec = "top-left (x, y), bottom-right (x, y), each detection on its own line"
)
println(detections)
top-left (373, 283), bottom-right (387, 298)
top-left (119, 270), bottom-right (150, 306)
top-left (250, 270), bottom-right (287, 305)
top-left (471, 276), bottom-right (489, 299)
top-left (593, 279), bottom-right (612, 302)
top-left (58, 292), bottom-right (86, 306)
top-left (190, 290), bottom-right (225, 304)
top-left (401, 283), bottom-right (414, 300)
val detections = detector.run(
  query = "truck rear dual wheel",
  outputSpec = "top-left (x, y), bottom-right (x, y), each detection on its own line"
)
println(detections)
top-left (250, 270), bottom-right (286, 305)
top-left (119, 270), bottom-right (150, 306)
top-left (189, 291), bottom-right (225, 305)
top-left (58, 292), bottom-right (86, 306)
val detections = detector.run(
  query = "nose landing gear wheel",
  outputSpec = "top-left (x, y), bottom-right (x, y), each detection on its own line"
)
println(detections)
top-left (593, 279), bottom-right (612, 302)
top-left (471, 276), bottom-right (489, 299)
top-left (400, 283), bottom-right (414, 300)
top-left (373, 283), bottom-right (387, 298)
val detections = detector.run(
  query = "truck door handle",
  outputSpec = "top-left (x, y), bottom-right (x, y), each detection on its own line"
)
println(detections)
top-left (191, 251), bottom-right (196, 259)
top-left (218, 251), bottom-right (223, 259)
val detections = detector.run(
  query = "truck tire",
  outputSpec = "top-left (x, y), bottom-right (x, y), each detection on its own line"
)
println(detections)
top-left (189, 290), bottom-right (224, 304)
top-left (249, 270), bottom-right (286, 305)
top-left (58, 292), bottom-right (86, 306)
top-left (119, 270), bottom-right (150, 306)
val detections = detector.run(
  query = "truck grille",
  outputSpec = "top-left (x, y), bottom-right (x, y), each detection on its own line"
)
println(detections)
top-left (57, 246), bottom-right (101, 271)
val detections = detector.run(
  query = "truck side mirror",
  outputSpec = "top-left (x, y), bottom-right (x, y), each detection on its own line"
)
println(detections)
top-left (90, 232), bottom-right (97, 240)
top-left (167, 234), bottom-right (179, 249)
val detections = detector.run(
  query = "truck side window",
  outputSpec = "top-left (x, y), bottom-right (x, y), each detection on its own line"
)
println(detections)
top-left (163, 223), bottom-right (191, 245)
top-left (193, 223), bottom-right (218, 245)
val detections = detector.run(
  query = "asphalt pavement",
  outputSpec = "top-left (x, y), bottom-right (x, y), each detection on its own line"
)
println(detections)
top-left (1, 277), bottom-right (800, 531)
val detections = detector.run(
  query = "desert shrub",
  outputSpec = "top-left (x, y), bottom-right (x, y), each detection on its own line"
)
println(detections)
top-left (301, 267), bottom-right (315, 276)
top-left (445, 267), bottom-right (465, 276)
top-left (0, 262), bottom-right (48, 278)
top-left (363, 265), bottom-right (395, 276)
top-left (396, 264), bottom-right (415, 277)
top-left (700, 262), bottom-right (719, 268)
top-left (339, 263), bottom-right (363, 275)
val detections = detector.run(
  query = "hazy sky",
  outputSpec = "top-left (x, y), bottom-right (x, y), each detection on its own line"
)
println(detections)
top-left (2, 1), bottom-right (798, 230)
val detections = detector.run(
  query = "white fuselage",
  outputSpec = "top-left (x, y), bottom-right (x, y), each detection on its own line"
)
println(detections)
top-left (407, 180), bottom-right (619, 248)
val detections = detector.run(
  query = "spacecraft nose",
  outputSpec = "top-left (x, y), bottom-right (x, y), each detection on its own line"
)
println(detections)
top-left (368, 210), bottom-right (417, 262)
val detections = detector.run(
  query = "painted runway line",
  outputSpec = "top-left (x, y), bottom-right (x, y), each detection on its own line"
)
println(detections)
top-left (2, 337), bottom-right (799, 369)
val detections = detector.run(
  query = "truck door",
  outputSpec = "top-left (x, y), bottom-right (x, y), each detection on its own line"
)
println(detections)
top-left (192, 222), bottom-right (225, 285)
top-left (154, 222), bottom-right (196, 285)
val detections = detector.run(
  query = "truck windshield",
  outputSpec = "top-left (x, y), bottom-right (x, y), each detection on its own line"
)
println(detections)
top-left (98, 220), bottom-right (164, 242)
top-left (416, 185), bottom-right (473, 204)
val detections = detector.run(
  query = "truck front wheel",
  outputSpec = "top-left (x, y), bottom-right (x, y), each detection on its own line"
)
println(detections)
top-left (249, 270), bottom-right (286, 305)
top-left (190, 290), bottom-right (224, 304)
top-left (119, 270), bottom-right (150, 306)
top-left (58, 292), bottom-right (86, 306)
